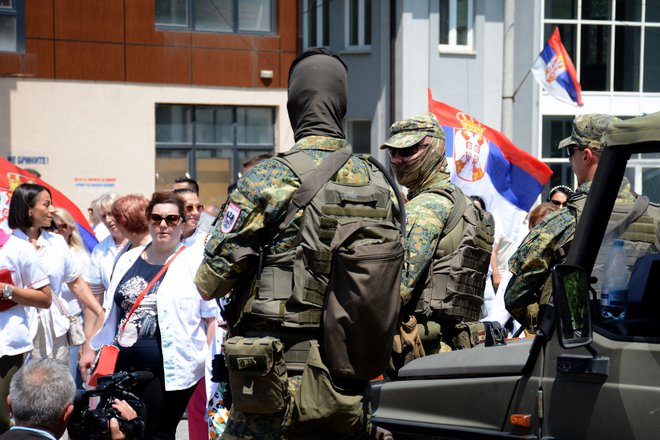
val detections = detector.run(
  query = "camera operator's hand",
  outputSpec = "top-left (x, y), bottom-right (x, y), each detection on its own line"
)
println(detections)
top-left (79, 345), bottom-right (97, 383)
top-left (109, 399), bottom-right (138, 440)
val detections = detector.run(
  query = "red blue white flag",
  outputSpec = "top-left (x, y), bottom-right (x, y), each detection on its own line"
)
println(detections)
top-left (0, 157), bottom-right (98, 252)
top-left (531, 27), bottom-right (583, 106)
top-left (428, 90), bottom-right (553, 240)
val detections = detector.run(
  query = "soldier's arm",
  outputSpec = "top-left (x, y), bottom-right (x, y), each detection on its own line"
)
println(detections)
top-left (195, 160), bottom-right (298, 300)
top-left (504, 211), bottom-right (573, 321)
top-left (400, 194), bottom-right (452, 306)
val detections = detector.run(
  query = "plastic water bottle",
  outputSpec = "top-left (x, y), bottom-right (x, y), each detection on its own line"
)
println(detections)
top-left (601, 239), bottom-right (628, 320)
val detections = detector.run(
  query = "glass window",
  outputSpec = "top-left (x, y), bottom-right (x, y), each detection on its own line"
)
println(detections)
top-left (615, 0), bottom-right (640, 21)
top-left (544, 0), bottom-right (576, 19)
top-left (439, 0), bottom-right (473, 51)
top-left (580, 24), bottom-right (610, 91)
top-left (156, 105), bottom-right (276, 204)
top-left (303, 0), bottom-right (329, 49)
top-left (347, 120), bottom-right (371, 154)
top-left (542, 115), bottom-right (573, 159)
top-left (544, 23), bottom-right (576, 62)
top-left (0, 0), bottom-right (22, 52)
top-left (642, 167), bottom-right (660, 203)
top-left (582, 0), bottom-right (611, 20)
top-left (644, 28), bottom-right (660, 92)
top-left (156, 0), bottom-right (273, 34)
top-left (345, 0), bottom-right (371, 49)
top-left (155, 0), bottom-right (188, 27)
top-left (614, 26), bottom-right (640, 91)
top-left (647, 0), bottom-right (660, 22)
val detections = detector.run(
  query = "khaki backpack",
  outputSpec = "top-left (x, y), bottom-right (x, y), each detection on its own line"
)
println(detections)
top-left (413, 186), bottom-right (495, 322)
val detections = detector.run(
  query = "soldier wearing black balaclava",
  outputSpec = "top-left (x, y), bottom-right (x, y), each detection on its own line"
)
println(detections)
top-left (196, 48), bottom-right (393, 439)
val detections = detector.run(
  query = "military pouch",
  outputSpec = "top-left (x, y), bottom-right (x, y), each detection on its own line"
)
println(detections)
top-left (294, 340), bottom-right (366, 434)
top-left (223, 336), bottom-right (288, 414)
top-left (392, 314), bottom-right (426, 370)
top-left (453, 322), bottom-right (487, 349)
top-left (324, 220), bottom-right (404, 380)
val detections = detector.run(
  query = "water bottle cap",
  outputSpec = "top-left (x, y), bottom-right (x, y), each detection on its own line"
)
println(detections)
top-left (613, 239), bottom-right (624, 247)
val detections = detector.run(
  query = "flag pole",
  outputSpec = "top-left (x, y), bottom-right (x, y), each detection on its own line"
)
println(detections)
top-left (510, 69), bottom-right (532, 102)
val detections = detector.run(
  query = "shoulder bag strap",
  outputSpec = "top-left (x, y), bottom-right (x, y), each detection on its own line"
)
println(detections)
top-left (117, 244), bottom-right (186, 334)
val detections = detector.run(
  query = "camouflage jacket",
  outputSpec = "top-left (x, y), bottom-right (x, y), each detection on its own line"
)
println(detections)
top-left (194, 136), bottom-right (373, 300)
top-left (505, 178), bottom-right (636, 325)
top-left (400, 171), bottom-right (456, 306)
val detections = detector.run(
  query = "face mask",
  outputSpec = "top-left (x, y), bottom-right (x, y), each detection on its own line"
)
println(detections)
top-left (392, 137), bottom-right (447, 190)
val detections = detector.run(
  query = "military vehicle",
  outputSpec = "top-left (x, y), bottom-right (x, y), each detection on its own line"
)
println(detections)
top-left (372, 112), bottom-right (660, 439)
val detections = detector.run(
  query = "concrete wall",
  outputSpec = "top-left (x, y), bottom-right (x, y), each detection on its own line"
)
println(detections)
top-left (0, 79), bottom-right (292, 214)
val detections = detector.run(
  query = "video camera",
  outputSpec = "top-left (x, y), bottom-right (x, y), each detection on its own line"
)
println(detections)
top-left (68, 371), bottom-right (149, 440)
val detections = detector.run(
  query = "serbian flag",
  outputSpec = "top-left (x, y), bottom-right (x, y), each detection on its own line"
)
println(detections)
top-left (531, 27), bottom-right (583, 106)
top-left (0, 158), bottom-right (98, 252)
top-left (428, 90), bottom-right (553, 241)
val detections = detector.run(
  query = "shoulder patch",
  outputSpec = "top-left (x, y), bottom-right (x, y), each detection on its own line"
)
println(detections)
top-left (220, 202), bottom-right (241, 233)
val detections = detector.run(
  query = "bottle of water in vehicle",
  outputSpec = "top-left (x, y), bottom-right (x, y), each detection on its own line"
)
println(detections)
top-left (601, 239), bottom-right (628, 320)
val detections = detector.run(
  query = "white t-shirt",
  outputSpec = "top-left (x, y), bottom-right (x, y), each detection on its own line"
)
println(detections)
top-left (0, 234), bottom-right (50, 357)
top-left (88, 235), bottom-right (124, 294)
top-left (60, 247), bottom-right (92, 317)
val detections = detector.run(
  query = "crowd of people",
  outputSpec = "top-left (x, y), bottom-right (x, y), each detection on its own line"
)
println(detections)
top-left (1, 47), bottom-right (658, 440)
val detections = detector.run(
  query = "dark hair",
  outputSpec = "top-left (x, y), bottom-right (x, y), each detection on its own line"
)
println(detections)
top-left (111, 194), bottom-right (149, 235)
top-left (147, 191), bottom-right (186, 219)
top-left (548, 185), bottom-right (572, 201)
top-left (174, 177), bottom-right (199, 195)
top-left (288, 48), bottom-right (347, 82)
top-left (469, 195), bottom-right (486, 211)
top-left (8, 183), bottom-right (52, 230)
top-left (173, 188), bottom-right (196, 197)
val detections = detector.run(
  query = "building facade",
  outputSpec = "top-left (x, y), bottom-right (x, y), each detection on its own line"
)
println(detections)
top-left (0, 0), bottom-right (297, 210)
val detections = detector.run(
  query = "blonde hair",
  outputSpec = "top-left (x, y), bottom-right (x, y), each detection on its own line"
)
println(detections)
top-left (52, 207), bottom-right (89, 257)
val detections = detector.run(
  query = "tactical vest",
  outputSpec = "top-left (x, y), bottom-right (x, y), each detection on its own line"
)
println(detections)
top-left (414, 186), bottom-right (495, 322)
top-left (566, 193), bottom-right (660, 293)
top-left (236, 148), bottom-right (400, 333)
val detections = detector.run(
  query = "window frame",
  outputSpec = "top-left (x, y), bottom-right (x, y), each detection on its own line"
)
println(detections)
top-left (344, 0), bottom-right (372, 51)
top-left (303, 0), bottom-right (329, 49)
top-left (0, 0), bottom-right (25, 53)
top-left (155, 0), bottom-right (277, 35)
top-left (438, 0), bottom-right (474, 54)
top-left (155, 104), bottom-right (276, 185)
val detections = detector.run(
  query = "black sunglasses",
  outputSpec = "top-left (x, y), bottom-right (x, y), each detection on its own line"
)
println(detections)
top-left (388, 142), bottom-right (431, 159)
top-left (550, 200), bottom-right (566, 207)
top-left (148, 214), bottom-right (182, 227)
top-left (567, 147), bottom-right (584, 158)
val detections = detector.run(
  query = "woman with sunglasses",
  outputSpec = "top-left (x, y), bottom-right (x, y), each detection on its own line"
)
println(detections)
top-left (8, 183), bottom-right (103, 365)
top-left (88, 191), bottom-right (217, 440)
top-left (548, 185), bottom-right (572, 208)
top-left (51, 207), bottom-right (92, 387)
top-left (173, 187), bottom-right (206, 248)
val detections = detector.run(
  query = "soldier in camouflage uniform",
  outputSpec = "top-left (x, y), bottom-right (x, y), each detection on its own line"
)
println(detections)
top-left (195, 48), bottom-right (388, 439)
top-left (381, 113), bottom-right (492, 355)
top-left (505, 114), bottom-right (638, 333)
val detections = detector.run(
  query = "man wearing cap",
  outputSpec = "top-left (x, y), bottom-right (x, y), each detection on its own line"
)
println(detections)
top-left (382, 112), bottom-right (494, 357)
top-left (504, 114), bottom-right (640, 332)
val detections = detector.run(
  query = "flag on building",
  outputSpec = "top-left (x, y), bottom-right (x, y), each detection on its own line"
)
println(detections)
top-left (428, 89), bottom-right (553, 241)
top-left (531, 27), bottom-right (583, 106)
top-left (0, 158), bottom-right (98, 252)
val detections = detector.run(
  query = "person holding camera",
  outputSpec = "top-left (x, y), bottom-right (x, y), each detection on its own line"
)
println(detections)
top-left (1, 359), bottom-right (137, 440)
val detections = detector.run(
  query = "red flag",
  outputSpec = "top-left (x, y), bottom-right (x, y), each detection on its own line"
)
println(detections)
top-left (0, 158), bottom-right (98, 251)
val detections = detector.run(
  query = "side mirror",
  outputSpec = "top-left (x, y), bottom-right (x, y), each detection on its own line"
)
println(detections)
top-left (552, 264), bottom-right (593, 349)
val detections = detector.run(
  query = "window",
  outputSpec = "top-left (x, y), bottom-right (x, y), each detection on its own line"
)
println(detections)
top-left (347, 120), bottom-right (371, 154)
top-left (543, 0), bottom-right (660, 92)
top-left (541, 115), bottom-right (660, 202)
top-left (155, 0), bottom-right (275, 34)
top-left (0, 0), bottom-right (24, 52)
top-left (439, 0), bottom-right (473, 52)
top-left (155, 105), bottom-right (275, 203)
top-left (303, 0), bottom-right (329, 49)
top-left (345, 0), bottom-right (371, 50)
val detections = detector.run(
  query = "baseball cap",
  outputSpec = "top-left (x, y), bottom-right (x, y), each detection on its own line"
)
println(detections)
top-left (558, 114), bottom-right (618, 153)
top-left (380, 112), bottom-right (445, 149)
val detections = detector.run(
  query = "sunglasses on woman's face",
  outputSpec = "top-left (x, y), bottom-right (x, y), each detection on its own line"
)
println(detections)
top-left (185, 204), bottom-right (205, 213)
top-left (148, 214), bottom-right (182, 227)
top-left (550, 200), bottom-right (566, 207)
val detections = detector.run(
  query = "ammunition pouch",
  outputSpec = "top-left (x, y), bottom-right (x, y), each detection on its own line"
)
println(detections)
top-left (224, 336), bottom-right (288, 414)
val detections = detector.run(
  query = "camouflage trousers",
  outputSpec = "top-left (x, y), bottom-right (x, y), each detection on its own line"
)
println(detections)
top-left (221, 375), bottom-right (369, 440)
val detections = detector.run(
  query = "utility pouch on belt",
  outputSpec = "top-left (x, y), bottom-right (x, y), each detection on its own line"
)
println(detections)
top-left (223, 336), bottom-right (288, 414)
top-left (294, 341), bottom-right (365, 434)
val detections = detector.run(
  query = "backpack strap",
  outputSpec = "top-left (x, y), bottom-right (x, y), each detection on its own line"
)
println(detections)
top-left (365, 155), bottom-right (407, 237)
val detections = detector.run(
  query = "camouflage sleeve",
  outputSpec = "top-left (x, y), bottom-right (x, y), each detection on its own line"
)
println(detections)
top-left (504, 209), bottom-right (575, 322)
top-left (400, 192), bottom-right (453, 306)
top-left (194, 159), bottom-right (299, 300)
